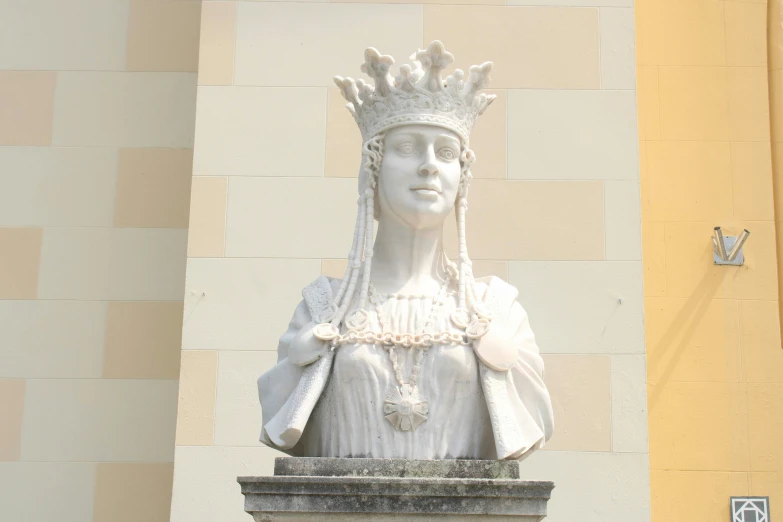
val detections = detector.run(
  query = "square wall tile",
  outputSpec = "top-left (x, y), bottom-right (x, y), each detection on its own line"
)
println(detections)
top-left (114, 148), bottom-right (193, 228)
top-left (737, 221), bottom-right (778, 301)
top-left (518, 451), bottom-right (650, 522)
top-left (636, 0), bottom-right (725, 66)
top-left (509, 261), bottom-right (644, 354)
top-left (0, 0), bottom-right (128, 71)
top-left (21, 380), bottom-right (178, 462)
top-left (605, 180), bottom-right (642, 260)
top-left (325, 87), bottom-right (363, 178)
top-left (740, 300), bottom-right (783, 384)
top-left (651, 471), bottom-right (748, 522)
top-left (94, 463), bottom-right (174, 522)
top-left (644, 141), bottom-right (733, 222)
top-left (542, 355), bottom-right (611, 452)
top-left (0, 463), bottom-right (96, 522)
top-left (225, 178), bottom-right (357, 258)
top-left (322, 259), bottom-right (348, 279)
top-left (611, 354), bottom-right (649, 453)
top-left (0, 228), bottom-right (43, 299)
top-left (193, 87), bottom-right (325, 177)
top-left (748, 383), bottom-right (783, 472)
top-left (469, 89), bottom-right (507, 179)
top-left (234, 3), bottom-right (423, 86)
top-left (0, 147), bottom-right (117, 227)
top-left (214, 351), bottom-right (277, 446)
top-left (198, 2), bottom-right (236, 86)
top-left (724, 2), bottom-right (768, 67)
top-left (645, 297), bottom-right (741, 383)
top-left (103, 302), bottom-right (184, 380)
top-left (471, 260), bottom-right (508, 280)
top-left (731, 142), bottom-right (775, 222)
top-left (424, 6), bottom-right (600, 89)
top-left (641, 221), bottom-right (666, 296)
top-left (0, 72), bottom-right (56, 146)
top-left (38, 228), bottom-right (187, 301)
top-left (53, 72), bottom-right (197, 148)
top-left (170, 446), bottom-right (283, 522)
top-left (0, 380), bottom-right (25, 461)
top-left (662, 222), bottom-right (739, 299)
top-left (126, 0), bottom-right (201, 72)
top-left (182, 258), bottom-right (321, 351)
top-left (443, 180), bottom-right (606, 261)
top-left (727, 66), bottom-right (771, 142)
top-left (658, 66), bottom-right (729, 141)
top-left (188, 177), bottom-right (228, 258)
top-left (750, 472), bottom-right (783, 521)
top-left (646, 382), bottom-right (674, 470)
top-left (636, 66), bottom-right (660, 141)
top-left (0, 301), bottom-right (106, 379)
top-left (508, 90), bottom-right (638, 180)
top-left (176, 351), bottom-right (218, 446)
top-left (599, 7), bottom-right (636, 89)
top-left (666, 382), bottom-right (749, 471)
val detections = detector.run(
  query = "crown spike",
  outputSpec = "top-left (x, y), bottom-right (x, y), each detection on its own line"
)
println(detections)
top-left (445, 69), bottom-right (465, 98)
top-left (361, 48), bottom-right (395, 96)
top-left (334, 76), bottom-right (362, 108)
top-left (477, 93), bottom-right (497, 116)
top-left (354, 79), bottom-right (374, 104)
top-left (462, 62), bottom-right (493, 106)
top-left (395, 64), bottom-right (423, 93)
top-left (414, 40), bottom-right (454, 92)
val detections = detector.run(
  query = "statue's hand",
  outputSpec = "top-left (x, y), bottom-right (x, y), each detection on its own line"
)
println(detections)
top-left (288, 321), bottom-right (329, 366)
top-left (472, 317), bottom-right (517, 372)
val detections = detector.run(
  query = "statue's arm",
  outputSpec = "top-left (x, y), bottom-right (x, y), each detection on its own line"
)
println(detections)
top-left (505, 300), bottom-right (555, 450)
top-left (474, 277), bottom-right (554, 460)
top-left (257, 298), bottom-right (312, 448)
top-left (257, 278), bottom-right (341, 453)
top-left (275, 298), bottom-right (312, 362)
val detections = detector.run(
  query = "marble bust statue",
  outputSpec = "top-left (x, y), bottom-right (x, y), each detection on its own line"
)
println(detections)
top-left (258, 41), bottom-right (553, 461)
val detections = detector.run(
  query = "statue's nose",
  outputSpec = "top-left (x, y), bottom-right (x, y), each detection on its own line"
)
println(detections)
top-left (418, 162), bottom-right (438, 177)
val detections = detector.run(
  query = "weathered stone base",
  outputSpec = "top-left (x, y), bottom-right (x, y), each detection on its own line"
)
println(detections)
top-left (238, 458), bottom-right (554, 521)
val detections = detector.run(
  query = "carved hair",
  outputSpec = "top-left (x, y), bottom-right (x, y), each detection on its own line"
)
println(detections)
top-left (329, 130), bottom-right (479, 329)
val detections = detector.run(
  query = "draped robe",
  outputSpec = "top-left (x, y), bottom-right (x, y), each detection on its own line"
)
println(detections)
top-left (257, 275), bottom-right (554, 460)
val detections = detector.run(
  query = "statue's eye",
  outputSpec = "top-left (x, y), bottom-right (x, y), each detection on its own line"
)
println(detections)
top-left (396, 143), bottom-right (415, 155)
top-left (438, 147), bottom-right (457, 161)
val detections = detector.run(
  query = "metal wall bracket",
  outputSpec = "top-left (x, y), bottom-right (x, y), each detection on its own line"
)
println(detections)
top-left (713, 227), bottom-right (750, 266)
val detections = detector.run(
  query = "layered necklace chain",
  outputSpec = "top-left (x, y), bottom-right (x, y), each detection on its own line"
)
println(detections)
top-left (369, 273), bottom-right (452, 390)
top-left (367, 273), bottom-right (453, 432)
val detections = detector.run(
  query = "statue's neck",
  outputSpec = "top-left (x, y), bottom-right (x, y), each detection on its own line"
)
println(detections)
top-left (370, 217), bottom-right (447, 296)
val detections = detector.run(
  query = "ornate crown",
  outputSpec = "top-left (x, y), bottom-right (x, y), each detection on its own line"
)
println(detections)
top-left (334, 40), bottom-right (495, 144)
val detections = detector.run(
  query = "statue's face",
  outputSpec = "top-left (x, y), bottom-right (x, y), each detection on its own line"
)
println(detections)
top-left (377, 125), bottom-right (462, 230)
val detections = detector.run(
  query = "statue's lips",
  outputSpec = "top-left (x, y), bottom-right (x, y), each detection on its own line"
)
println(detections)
top-left (410, 185), bottom-right (441, 198)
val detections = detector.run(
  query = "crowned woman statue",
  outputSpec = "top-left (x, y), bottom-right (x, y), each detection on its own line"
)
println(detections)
top-left (258, 41), bottom-right (553, 461)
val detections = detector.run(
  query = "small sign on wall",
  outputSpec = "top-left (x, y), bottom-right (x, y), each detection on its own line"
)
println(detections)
top-left (731, 497), bottom-right (770, 522)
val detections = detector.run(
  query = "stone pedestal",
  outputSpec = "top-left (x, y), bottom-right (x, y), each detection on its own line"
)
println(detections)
top-left (238, 458), bottom-right (554, 521)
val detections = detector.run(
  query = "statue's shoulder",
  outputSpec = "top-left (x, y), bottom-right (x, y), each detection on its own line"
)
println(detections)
top-left (473, 275), bottom-right (520, 316)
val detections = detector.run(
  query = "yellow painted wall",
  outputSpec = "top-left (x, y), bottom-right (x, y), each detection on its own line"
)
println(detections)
top-left (637, 0), bottom-right (783, 520)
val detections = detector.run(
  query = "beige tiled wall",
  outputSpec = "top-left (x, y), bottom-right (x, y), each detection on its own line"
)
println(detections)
top-left (0, 1), bottom-right (200, 521)
top-left (172, 1), bottom-right (649, 521)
